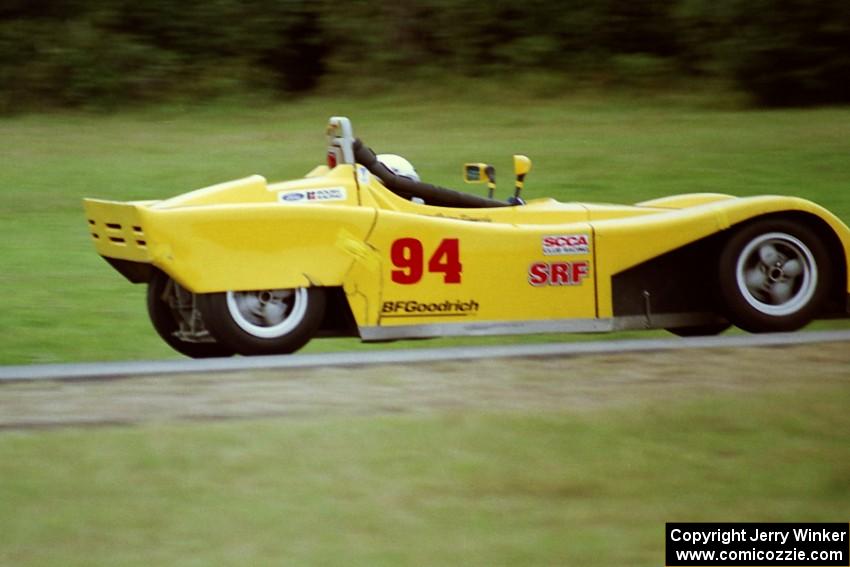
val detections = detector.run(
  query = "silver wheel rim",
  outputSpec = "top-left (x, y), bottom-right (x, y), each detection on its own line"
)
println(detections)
top-left (225, 288), bottom-right (308, 339)
top-left (735, 232), bottom-right (817, 317)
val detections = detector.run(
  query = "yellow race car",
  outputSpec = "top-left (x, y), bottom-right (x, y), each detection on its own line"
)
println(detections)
top-left (84, 117), bottom-right (850, 357)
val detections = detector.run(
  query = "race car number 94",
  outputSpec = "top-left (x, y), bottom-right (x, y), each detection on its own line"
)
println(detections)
top-left (391, 238), bottom-right (462, 284)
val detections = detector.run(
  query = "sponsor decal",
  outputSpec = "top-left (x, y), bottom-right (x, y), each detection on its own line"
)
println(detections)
top-left (278, 187), bottom-right (347, 204)
top-left (528, 261), bottom-right (590, 286)
top-left (280, 192), bottom-right (306, 202)
top-left (381, 299), bottom-right (479, 318)
top-left (357, 165), bottom-right (371, 186)
top-left (542, 233), bottom-right (590, 256)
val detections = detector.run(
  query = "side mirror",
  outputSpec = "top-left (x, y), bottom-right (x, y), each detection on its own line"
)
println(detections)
top-left (512, 155), bottom-right (532, 202)
top-left (513, 155), bottom-right (531, 178)
top-left (463, 163), bottom-right (487, 183)
top-left (464, 163), bottom-right (496, 198)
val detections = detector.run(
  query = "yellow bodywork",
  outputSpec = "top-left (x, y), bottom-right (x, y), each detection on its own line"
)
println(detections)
top-left (84, 163), bottom-right (850, 340)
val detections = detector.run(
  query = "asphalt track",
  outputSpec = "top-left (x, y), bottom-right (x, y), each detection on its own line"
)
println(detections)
top-left (2, 329), bottom-right (850, 383)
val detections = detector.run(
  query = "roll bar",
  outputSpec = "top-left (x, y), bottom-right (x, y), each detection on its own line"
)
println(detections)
top-left (352, 139), bottom-right (510, 209)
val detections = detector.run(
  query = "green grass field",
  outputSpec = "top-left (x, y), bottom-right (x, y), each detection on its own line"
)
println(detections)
top-left (1, 92), bottom-right (850, 364)
top-left (1, 361), bottom-right (848, 566)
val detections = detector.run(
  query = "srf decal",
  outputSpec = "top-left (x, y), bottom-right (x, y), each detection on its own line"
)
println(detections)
top-left (528, 261), bottom-right (590, 286)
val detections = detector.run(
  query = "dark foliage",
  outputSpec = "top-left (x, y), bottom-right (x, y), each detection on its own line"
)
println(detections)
top-left (725, 0), bottom-right (850, 106)
top-left (1, 0), bottom-right (848, 111)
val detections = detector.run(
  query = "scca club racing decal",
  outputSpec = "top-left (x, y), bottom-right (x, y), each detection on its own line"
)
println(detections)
top-left (278, 187), bottom-right (347, 204)
top-left (528, 261), bottom-right (590, 286)
top-left (542, 234), bottom-right (590, 256)
top-left (381, 299), bottom-right (479, 318)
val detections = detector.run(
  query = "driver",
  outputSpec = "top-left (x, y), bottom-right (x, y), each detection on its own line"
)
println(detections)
top-left (377, 154), bottom-right (420, 182)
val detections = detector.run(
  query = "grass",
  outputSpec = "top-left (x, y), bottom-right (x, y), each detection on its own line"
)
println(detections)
top-left (1, 91), bottom-right (850, 363)
top-left (1, 377), bottom-right (848, 566)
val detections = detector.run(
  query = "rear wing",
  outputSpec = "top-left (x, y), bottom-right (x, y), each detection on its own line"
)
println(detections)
top-left (84, 198), bottom-right (157, 283)
top-left (84, 199), bottom-right (153, 264)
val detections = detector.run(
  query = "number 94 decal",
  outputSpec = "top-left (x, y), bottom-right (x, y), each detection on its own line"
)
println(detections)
top-left (390, 238), bottom-right (462, 284)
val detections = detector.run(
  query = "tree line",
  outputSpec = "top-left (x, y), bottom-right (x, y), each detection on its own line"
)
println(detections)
top-left (1, 0), bottom-right (848, 112)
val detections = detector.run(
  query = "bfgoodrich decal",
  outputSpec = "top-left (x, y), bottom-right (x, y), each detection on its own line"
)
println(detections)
top-left (381, 299), bottom-right (479, 318)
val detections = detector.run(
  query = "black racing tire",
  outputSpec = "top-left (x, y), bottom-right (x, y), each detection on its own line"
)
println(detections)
top-left (667, 323), bottom-right (731, 337)
top-left (197, 287), bottom-right (326, 355)
top-left (147, 271), bottom-right (235, 359)
top-left (717, 219), bottom-right (831, 333)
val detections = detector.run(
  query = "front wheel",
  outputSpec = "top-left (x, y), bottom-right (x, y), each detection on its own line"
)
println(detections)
top-left (717, 219), bottom-right (831, 333)
top-left (197, 287), bottom-right (326, 355)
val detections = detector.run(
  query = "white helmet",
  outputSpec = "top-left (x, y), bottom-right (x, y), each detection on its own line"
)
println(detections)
top-left (377, 154), bottom-right (420, 182)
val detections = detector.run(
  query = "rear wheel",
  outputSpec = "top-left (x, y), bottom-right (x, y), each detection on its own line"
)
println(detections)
top-left (197, 287), bottom-right (325, 355)
top-left (147, 271), bottom-right (235, 358)
top-left (717, 219), bottom-right (830, 332)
